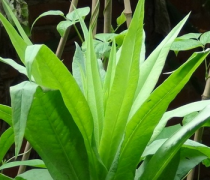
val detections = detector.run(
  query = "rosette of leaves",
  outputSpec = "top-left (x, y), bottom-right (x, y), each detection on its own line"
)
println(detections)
top-left (1, 0), bottom-right (210, 180)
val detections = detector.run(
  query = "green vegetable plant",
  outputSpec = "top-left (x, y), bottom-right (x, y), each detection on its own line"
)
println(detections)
top-left (1, 0), bottom-right (210, 179)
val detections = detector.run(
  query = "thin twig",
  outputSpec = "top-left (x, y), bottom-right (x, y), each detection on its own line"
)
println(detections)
top-left (56, 0), bottom-right (78, 58)
top-left (17, 142), bottom-right (32, 175)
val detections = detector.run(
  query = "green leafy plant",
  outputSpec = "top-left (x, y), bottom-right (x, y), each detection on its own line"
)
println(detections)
top-left (1, 0), bottom-right (210, 179)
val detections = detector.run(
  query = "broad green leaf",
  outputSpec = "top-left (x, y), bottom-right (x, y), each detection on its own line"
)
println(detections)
top-left (72, 43), bottom-right (87, 94)
top-left (66, 7), bottom-right (90, 22)
top-left (24, 45), bottom-right (106, 179)
top-left (25, 88), bottom-right (89, 180)
top-left (85, 31), bottom-right (104, 147)
top-left (0, 159), bottom-right (46, 170)
top-left (177, 33), bottom-right (201, 40)
top-left (113, 50), bottom-right (210, 180)
top-left (10, 81), bottom-right (38, 156)
top-left (0, 128), bottom-right (14, 163)
top-left (31, 10), bottom-right (65, 31)
top-left (129, 14), bottom-right (190, 120)
top-left (99, 0), bottom-right (144, 170)
top-left (0, 13), bottom-right (27, 63)
top-left (139, 105), bottom-right (210, 180)
top-left (200, 31), bottom-right (210, 45)
top-left (170, 39), bottom-right (203, 51)
top-left (0, 174), bottom-right (13, 180)
top-left (15, 169), bottom-right (53, 180)
top-left (57, 20), bottom-right (75, 37)
top-left (0, 105), bottom-right (12, 126)
top-left (151, 100), bottom-right (210, 142)
top-left (116, 12), bottom-right (126, 27)
top-left (0, 57), bottom-right (27, 76)
top-left (2, 0), bottom-right (32, 45)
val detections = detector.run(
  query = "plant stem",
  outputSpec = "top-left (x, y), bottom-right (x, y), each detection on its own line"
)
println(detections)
top-left (90, 0), bottom-right (99, 35)
top-left (103, 0), bottom-right (112, 33)
top-left (56, 0), bottom-right (78, 58)
top-left (187, 67), bottom-right (210, 180)
top-left (123, 0), bottom-right (132, 28)
top-left (17, 142), bottom-right (31, 175)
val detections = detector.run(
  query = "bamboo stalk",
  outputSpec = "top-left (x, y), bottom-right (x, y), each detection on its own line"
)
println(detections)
top-left (56, 0), bottom-right (78, 58)
top-left (186, 68), bottom-right (210, 180)
top-left (90, 0), bottom-right (99, 35)
top-left (103, 0), bottom-right (112, 33)
top-left (123, 0), bottom-right (132, 28)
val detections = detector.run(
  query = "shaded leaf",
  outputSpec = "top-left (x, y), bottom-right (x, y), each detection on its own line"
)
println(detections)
top-left (66, 7), bottom-right (90, 22)
top-left (10, 81), bottom-right (38, 156)
top-left (57, 20), bottom-right (75, 37)
top-left (15, 169), bottom-right (53, 180)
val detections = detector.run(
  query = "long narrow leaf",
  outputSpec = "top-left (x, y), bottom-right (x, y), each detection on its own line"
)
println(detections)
top-left (139, 105), bottom-right (210, 180)
top-left (0, 57), bottom-right (27, 76)
top-left (0, 159), bottom-right (46, 171)
top-left (151, 100), bottom-right (210, 142)
top-left (72, 43), bottom-right (87, 93)
top-left (129, 13), bottom-right (190, 119)
top-left (99, 0), bottom-right (144, 169)
top-left (85, 31), bottom-right (104, 146)
top-left (103, 40), bottom-right (117, 111)
top-left (0, 13), bottom-right (27, 63)
top-left (2, 0), bottom-right (32, 45)
top-left (113, 49), bottom-right (210, 180)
